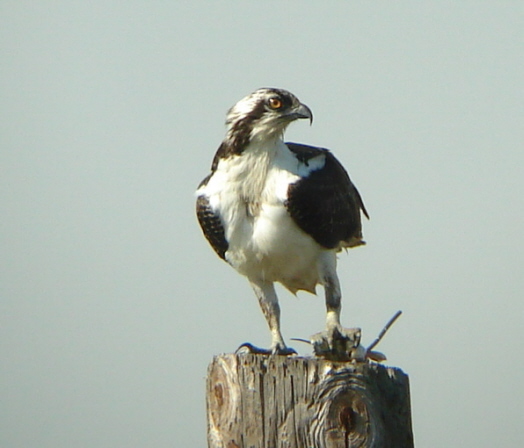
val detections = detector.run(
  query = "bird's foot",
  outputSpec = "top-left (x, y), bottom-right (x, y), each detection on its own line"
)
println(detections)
top-left (310, 312), bottom-right (403, 362)
top-left (235, 342), bottom-right (297, 356)
top-left (311, 325), bottom-right (365, 362)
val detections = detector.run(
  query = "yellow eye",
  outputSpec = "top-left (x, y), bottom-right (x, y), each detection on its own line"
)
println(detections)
top-left (268, 97), bottom-right (283, 109)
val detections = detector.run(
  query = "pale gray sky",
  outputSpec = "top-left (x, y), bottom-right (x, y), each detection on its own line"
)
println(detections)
top-left (1, 2), bottom-right (523, 447)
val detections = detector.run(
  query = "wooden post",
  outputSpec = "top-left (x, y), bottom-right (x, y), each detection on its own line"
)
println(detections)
top-left (207, 354), bottom-right (413, 448)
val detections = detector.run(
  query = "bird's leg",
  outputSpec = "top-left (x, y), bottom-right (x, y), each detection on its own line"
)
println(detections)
top-left (236, 279), bottom-right (296, 356)
top-left (325, 273), bottom-right (342, 334)
top-left (310, 255), bottom-right (362, 361)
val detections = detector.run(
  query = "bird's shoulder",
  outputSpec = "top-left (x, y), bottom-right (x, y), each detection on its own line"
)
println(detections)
top-left (285, 142), bottom-right (329, 165)
top-left (284, 142), bottom-right (368, 249)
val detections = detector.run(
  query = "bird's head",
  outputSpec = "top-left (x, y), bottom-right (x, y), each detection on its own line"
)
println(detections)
top-left (225, 88), bottom-right (313, 148)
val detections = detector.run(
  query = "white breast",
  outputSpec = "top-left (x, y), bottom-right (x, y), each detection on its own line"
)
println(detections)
top-left (197, 139), bottom-right (328, 293)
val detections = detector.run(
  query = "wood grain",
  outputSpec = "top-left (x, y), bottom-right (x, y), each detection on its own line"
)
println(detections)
top-left (207, 354), bottom-right (413, 448)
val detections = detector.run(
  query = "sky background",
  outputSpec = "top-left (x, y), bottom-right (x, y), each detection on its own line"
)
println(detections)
top-left (1, 2), bottom-right (523, 447)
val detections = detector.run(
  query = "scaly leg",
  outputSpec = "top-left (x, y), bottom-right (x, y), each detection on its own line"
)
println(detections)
top-left (324, 267), bottom-right (342, 333)
top-left (310, 252), bottom-right (362, 361)
top-left (236, 278), bottom-right (295, 355)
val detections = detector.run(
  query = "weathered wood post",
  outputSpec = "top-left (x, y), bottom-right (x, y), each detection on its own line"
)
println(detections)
top-left (207, 354), bottom-right (413, 448)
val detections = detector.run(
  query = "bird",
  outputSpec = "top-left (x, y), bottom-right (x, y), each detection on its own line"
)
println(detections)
top-left (196, 88), bottom-right (368, 356)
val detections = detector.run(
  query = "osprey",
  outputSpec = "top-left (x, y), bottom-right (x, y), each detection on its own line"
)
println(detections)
top-left (196, 88), bottom-right (368, 356)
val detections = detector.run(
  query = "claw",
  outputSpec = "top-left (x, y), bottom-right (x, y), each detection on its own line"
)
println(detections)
top-left (272, 345), bottom-right (297, 356)
top-left (235, 342), bottom-right (296, 356)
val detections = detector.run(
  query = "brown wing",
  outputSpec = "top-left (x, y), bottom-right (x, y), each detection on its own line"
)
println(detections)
top-left (285, 143), bottom-right (368, 250)
top-left (196, 176), bottom-right (229, 260)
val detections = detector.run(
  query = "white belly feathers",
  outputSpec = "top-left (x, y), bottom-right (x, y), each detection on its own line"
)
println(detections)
top-left (197, 140), bottom-right (327, 293)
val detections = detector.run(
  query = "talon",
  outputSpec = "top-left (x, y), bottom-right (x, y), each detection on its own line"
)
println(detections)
top-left (236, 342), bottom-right (268, 355)
top-left (235, 342), bottom-right (296, 356)
top-left (272, 345), bottom-right (297, 356)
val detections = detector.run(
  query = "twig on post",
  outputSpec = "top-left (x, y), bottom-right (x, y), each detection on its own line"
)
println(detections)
top-left (366, 310), bottom-right (402, 352)
top-left (291, 310), bottom-right (403, 362)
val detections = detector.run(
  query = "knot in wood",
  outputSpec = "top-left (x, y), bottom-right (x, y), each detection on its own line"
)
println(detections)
top-left (214, 383), bottom-right (224, 408)
top-left (309, 364), bottom-right (387, 448)
top-left (207, 356), bottom-right (241, 446)
top-left (206, 355), bottom-right (414, 448)
top-left (339, 406), bottom-right (355, 434)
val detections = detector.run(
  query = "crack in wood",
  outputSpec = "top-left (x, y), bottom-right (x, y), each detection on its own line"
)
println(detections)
top-left (207, 354), bottom-right (413, 448)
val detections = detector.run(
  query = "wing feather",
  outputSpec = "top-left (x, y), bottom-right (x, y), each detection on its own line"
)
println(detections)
top-left (196, 180), bottom-right (229, 260)
top-left (285, 143), bottom-right (368, 250)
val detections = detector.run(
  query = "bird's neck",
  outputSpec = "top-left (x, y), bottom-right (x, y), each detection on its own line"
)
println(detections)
top-left (219, 137), bottom-right (285, 214)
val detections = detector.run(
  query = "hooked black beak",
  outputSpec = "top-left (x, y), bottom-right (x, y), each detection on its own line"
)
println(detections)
top-left (286, 103), bottom-right (313, 125)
